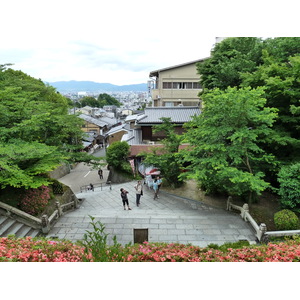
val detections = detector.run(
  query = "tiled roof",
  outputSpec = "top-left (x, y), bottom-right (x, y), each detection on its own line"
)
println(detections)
top-left (99, 116), bottom-right (118, 126)
top-left (78, 114), bottom-right (108, 127)
top-left (130, 144), bottom-right (190, 156)
top-left (136, 106), bottom-right (201, 124)
top-left (149, 58), bottom-right (208, 77)
top-left (125, 114), bottom-right (144, 122)
top-left (122, 129), bottom-right (142, 145)
top-left (106, 123), bottom-right (130, 136)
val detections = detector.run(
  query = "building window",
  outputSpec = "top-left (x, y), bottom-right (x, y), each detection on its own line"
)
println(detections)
top-left (165, 102), bottom-right (174, 107)
top-left (186, 82), bottom-right (193, 89)
top-left (193, 82), bottom-right (201, 89)
top-left (162, 82), bottom-right (172, 89)
top-left (163, 81), bottom-right (202, 89)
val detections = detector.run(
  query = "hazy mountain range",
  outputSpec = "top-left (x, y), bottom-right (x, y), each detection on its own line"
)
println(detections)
top-left (47, 80), bottom-right (148, 93)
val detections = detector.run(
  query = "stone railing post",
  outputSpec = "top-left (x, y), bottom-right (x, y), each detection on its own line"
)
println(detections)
top-left (226, 196), bottom-right (232, 211)
top-left (257, 223), bottom-right (268, 243)
top-left (55, 201), bottom-right (63, 217)
top-left (241, 203), bottom-right (249, 220)
top-left (72, 195), bottom-right (79, 209)
top-left (41, 215), bottom-right (50, 234)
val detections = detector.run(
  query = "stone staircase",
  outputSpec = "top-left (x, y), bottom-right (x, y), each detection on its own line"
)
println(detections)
top-left (0, 215), bottom-right (40, 238)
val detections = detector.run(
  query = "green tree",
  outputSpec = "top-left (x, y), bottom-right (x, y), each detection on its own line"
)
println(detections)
top-left (241, 46), bottom-right (300, 163)
top-left (277, 163), bottom-right (300, 209)
top-left (263, 37), bottom-right (300, 63)
top-left (182, 87), bottom-right (278, 202)
top-left (140, 117), bottom-right (184, 188)
top-left (197, 37), bottom-right (264, 90)
top-left (79, 96), bottom-right (99, 107)
top-left (198, 37), bottom-right (300, 165)
top-left (0, 66), bottom-right (97, 189)
top-left (106, 141), bottom-right (131, 174)
top-left (97, 93), bottom-right (121, 107)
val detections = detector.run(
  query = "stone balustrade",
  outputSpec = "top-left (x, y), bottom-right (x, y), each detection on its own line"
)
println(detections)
top-left (0, 195), bottom-right (82, 235)
top-left (227, 196), bottom-right (300, 243)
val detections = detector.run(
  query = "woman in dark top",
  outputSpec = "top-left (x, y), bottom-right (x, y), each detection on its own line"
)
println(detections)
top-left (120, 188), bottom-right (131, 210)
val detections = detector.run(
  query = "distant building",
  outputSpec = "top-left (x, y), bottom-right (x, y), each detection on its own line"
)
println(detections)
top-left (78, 91), bottom-right (87, 97)
top-left (78, 114), bottom-right (108, 136)
top-left (149, 58), bottom-right (207, 107)
top-left (105, 123), bottom-right (130, 145)
top-left (135, 106), bottom-right (201, 143)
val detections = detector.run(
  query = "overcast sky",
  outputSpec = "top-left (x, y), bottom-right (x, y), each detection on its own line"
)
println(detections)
top-left (1, 0), bottom-right (298, 85)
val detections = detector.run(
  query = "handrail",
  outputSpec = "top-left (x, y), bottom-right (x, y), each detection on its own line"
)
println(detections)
top-left (80, 181), bottom-right (112, 192)
top-left (0, 201), bottom-right (42, 228)
top-left (265, 229), bottom-right (300, 238)
top-left (0, 194), bottom-right (82, 235)
top-left (227, 196), bottom-right (300, 243)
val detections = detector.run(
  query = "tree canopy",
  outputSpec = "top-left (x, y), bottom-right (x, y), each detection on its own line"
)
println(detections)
top-left (106, 141), bottom-right (132, 175)
top-left (74, 93), bottom-right (121, 108)
top-left (183, 87), bottom-right (278, 201)
top-left (0, 66), bottom-right (96, 189)
top-left (197, 37), bottom-right (264, 90)
top-left (193, 37), bottom-right (300, 199)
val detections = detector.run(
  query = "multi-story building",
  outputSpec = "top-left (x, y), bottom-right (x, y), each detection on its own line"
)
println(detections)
top-left (149, 58), bottom-right (207, 107)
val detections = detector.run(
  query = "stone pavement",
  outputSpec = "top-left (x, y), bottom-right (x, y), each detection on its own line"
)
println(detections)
top-left (47, 179), bottom-right (256, 247)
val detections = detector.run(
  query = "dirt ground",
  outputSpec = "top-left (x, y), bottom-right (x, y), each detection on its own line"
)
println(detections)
top-left (161, 179), bottom-right (280, 231)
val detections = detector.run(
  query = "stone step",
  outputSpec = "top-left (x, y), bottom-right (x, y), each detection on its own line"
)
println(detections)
top-left (0, 215), bottom-right (41, 238)
top-left (14, 224), bottom-right (35, 238)
top-left (0, 218), bottom-right (16, 236)
top-left (6, 222), bottom-right (24, 236)
top-left (25, 228), bottom-right (40, 238)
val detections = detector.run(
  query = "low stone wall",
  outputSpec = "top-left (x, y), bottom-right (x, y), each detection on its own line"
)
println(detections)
top-left (55, 186), bottom-right (75, 205)
top-left (106, 167), bottom-right (133, 184)
top-left (48, 163), bottom-right (72, 179)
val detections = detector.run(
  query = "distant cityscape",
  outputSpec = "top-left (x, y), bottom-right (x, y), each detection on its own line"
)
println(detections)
top-left (48, 80), bottom-right (150, 109)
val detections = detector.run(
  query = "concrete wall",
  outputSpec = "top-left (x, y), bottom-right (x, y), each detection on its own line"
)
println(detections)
top-left (48, 163), bottom-right (72, 179)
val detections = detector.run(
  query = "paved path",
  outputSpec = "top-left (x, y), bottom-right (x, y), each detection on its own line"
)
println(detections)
top-left (47, 163), bottom-right (256, 247)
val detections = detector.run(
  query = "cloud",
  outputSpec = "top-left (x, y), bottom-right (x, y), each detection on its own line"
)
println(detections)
top-left (3, 0), bottom-right (295, 85)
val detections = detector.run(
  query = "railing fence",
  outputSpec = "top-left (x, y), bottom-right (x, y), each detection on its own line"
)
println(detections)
top-left (227, 196), bottom-right (300, 243)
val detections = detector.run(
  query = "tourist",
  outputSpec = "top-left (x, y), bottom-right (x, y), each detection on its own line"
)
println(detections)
top-left (89, 183), bottom-right (94, 191)
top-left (156, 176), bottom-right (162, 197)
top-left (152, 179), bottom-right (158, 200)
top-left (134, 180), bottom-right (143, 207)
top-left (120, 188), bottom-right (131, 210)
top-left (98, 168), bottom-right (103, 180)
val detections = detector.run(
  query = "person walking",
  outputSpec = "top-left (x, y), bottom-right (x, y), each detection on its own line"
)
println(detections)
top-left (152, 179), bottom-right (158, 200)
top-left (134, 180), bottom-right (143, 207)
top-left (98, 169), bottom-right (103, 180)
top-left (120, 188), bottom-right (131, 210)
top-left (156, 176), bottom-right (162, 198)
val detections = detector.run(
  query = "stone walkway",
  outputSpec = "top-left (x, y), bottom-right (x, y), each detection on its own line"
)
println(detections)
top-left (47, 180), bottom-right (256, 247)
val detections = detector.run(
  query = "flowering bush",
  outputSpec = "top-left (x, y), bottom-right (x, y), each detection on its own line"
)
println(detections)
top-left (19, 185), bottom-right (51, 216)
top-left (123, 241), bottom-right (300, 262)
top-left (0, 236), bottom-right (90, 262)
top-left (2, 236), bottom-right (300, 262)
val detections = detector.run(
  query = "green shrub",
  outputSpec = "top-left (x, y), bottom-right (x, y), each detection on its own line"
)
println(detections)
top-left (274, 209), bottom-right (299, 231)
top-left (207, 240), bottom-right (250, 251)
top-left (106, 141), bottom-right (132, 175)
top-left (78, 216), bottom-right (130, 262)
top-left (278, 163), bottom-right (300, 209)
